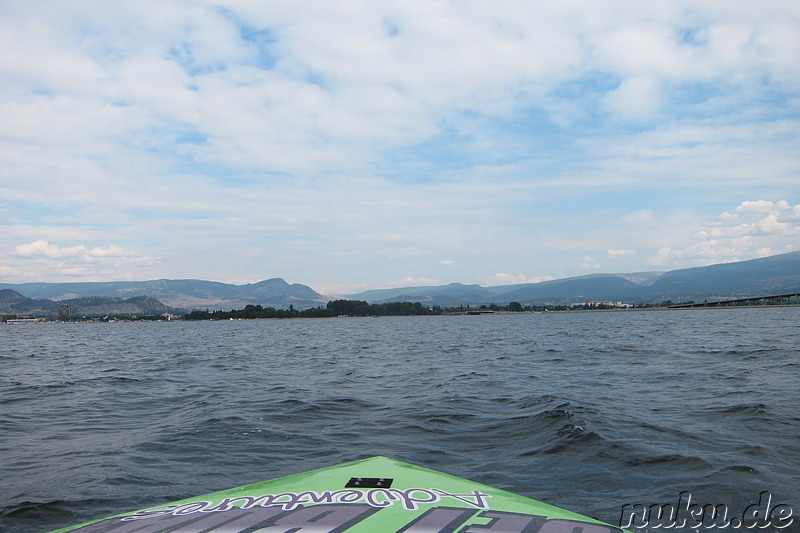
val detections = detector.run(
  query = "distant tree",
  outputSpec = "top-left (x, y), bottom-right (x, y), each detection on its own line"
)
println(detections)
top-left (327, 299), bottom-right (369, 316)
top-left (185, 298), bottom-right (441, 320)
top-left (508, 301), bottom-right (523, 312)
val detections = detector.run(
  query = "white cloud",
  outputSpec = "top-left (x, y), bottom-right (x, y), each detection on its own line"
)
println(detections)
top-left (736, 200), bottom-right (791, 214)
top-left (649, 247), bottom-right (684, 266)
top-left (0, 265), bottom-right (23, 277)
top-left (386, 276), bottom-right (439, 288)
top-left (485, 273), bottom-right (555, 286)
top-left (603, 76), bottom-right (663, 119)
top-left (580, 256), bottom-right (601, 270)
top-left (11, 240), bottom-right (159, 280)
top-left (713, 201), bottom-right (800, 239)
top-left (608, 249), bottom-right (636, 258)
top-left (15, 240), bottom-right (86, 258)
top-left (646, 200), bottom-right (800, 269)
top-left (89, 245), bottom-right (129, 258)
top-left (0, 2), bottom-right (798, 290)
top-left (3, 0), bottom-right (795, 179)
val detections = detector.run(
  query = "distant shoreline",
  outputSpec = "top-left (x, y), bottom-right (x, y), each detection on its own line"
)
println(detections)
top-left (3, 302), bottom-right (797, 324)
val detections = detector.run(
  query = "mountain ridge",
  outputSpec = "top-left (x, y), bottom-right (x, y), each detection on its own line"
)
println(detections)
top-left (0, 289), bottom-right (183, 317)
top-left (347, 252), bottom-right (800, 306)
top-left (0, 278), bottom-right (328, 311)
top-left (0, 252), bottom-right (798, 311)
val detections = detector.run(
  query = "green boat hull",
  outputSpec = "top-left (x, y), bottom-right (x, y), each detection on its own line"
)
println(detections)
top-left (51, 456), bottom-right (627, 532)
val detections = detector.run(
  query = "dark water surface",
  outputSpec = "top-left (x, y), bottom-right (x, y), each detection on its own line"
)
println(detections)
top-left (1, 308), bottom-right (798, 532)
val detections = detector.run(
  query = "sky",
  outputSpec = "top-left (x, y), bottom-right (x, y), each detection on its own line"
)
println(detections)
top-left (1, 1), bottom-right (799, 295)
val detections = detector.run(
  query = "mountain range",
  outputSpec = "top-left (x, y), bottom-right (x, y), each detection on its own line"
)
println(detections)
top-left (346, 252), bottom-right (800, 306)
top-left (0, 290), bottom-right (182, 318)
top-left (0, 252), bottom-right (798, 314)
top-left (0, 278), bottom-right (327, 313)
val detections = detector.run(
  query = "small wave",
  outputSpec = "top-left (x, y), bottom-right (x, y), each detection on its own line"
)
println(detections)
top-left (103, 376), bottom-right (142, 383)
top-left (518, 394), bottom-right (561, 409)
top-left (0, 498), bottom-right (119, 533)
top-left (316, 397), bottom-right (382, 411)
top-left (455, 371), bottom-right (490, 378)
top-left (425, 413), bottom-right (478, 425)
top-left (704, 402), bottom-right (769, 416)
top-left (200, 415), bottom-right (249, 426)
top-left (1, 499), bottom-right (74, 519)
top-left (718, 464), bottom-right (759, 474)
top-left (635, 421), bottom-right (704, 441)
top-left (465, 400), bottom-right (593, 457)
top-left (392, 421), bottom-right (451, 437)
top-left (523, 429), bottom-right (607, 456)
top-left (623, 453), bottom-right (713, 469)
top-left (6, 375), bottom-right (144, 396)
top-left (557, 423), bottom-right (586, 436)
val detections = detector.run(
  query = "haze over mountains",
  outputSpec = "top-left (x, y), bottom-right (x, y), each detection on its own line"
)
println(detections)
top-left (348, 252), bottom-right (800, 306)
top-left (1, 252), bottom-right (798, 315)
top-left (0, 278), bottom-right (326, 314)
top-left (0, 290), bottom-right (181, 318)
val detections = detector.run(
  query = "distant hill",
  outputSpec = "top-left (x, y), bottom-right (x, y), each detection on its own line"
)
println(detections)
top-left (0, 289), bottom-right (182, 317)
top-left (637, 252), bottom-right (800, 303)
top-left (347, 252), bottom-right (800, 306)
top-left (2, 253), bottom-right (797, 312)
top-left (0, 278), bottom-right (327, 311)
top-left (349, 283), bottom-right (497, 305)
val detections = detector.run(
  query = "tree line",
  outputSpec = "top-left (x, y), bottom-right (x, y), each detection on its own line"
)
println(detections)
top-left (183, 299), bottom-right (534, 320)
top-left (184, 300), bottom-right (440, 320)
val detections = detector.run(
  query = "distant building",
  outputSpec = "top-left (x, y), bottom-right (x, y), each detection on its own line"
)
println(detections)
top-left (58, 304), bottom-right (73, 321)
top-left (571, 300), bottom-right (632, 309)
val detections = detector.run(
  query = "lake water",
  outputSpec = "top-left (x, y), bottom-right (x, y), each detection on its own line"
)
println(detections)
top-left (1, 308), bottom-right (798, 532)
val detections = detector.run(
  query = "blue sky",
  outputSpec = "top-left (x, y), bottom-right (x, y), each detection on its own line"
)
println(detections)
top-left (1, 1), bottom-right (798, 295)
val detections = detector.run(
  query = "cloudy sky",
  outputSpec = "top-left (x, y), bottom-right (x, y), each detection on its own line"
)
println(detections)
top-left (1, 1), bottom-right (798, 295)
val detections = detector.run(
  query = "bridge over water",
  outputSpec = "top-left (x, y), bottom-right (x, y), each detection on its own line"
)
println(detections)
top-left (668, 292), bottom-right (800, 309)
